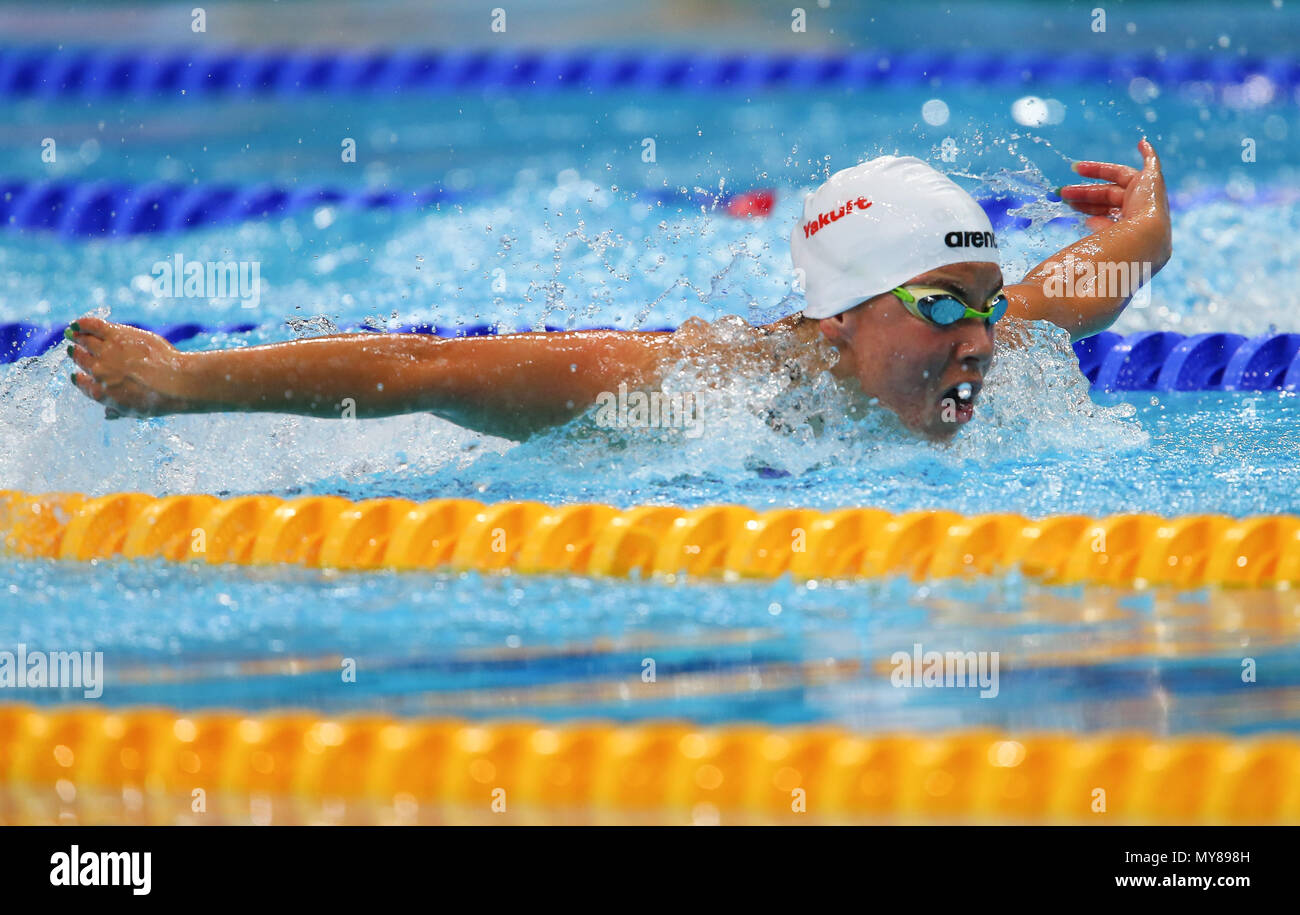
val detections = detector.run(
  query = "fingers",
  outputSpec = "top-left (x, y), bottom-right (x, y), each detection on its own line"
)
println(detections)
top-left (1069, 138), bottom-right (1161, 189)
top-left (67, 325), bottom-right (105, 371)
top-left (69, 370), bottom-right (108, 403)
top-left (1066, 203), bottom-right (1121, 221)
top-left (1059, 183), bottom-right (1125, 209)
top-left (70, 368), bottom-right (135, 418)
top-left (70, 368), bottom-right (134, 418)
top-left (1057, 183), bottom-right (1121, 220)
top-left (68, 344), bottom-right (94, 373)
top-left (1071, 159), bottom-right (1140, 188)
top-left (66, 317), bottom-right (108, 357)
top-left (1056, 180), bottom-right (1120, 224)
top-left (65, 322), bottom-right (149, 419)
top-left (67, 333), bottom-right (101, 359)
top-left (1138, 137), bottom-right (1162, 173)
top-left (67, 316), bottom-right (111, 340)
top-left (65, 317), bottom-right (116, 392)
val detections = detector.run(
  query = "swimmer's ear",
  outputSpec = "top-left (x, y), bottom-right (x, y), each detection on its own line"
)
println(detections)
top-left (817, 314), bottom-right (852, 343)
top-left (817, 298), bottom-right (873, 342)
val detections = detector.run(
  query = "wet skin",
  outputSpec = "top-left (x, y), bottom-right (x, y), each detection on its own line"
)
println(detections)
top-left (812, 261), bottom-right (1000, 440)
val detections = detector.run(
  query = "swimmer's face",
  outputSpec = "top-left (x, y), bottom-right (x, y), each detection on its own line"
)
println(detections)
top-left (817, 262), bottom-right (1001, 439)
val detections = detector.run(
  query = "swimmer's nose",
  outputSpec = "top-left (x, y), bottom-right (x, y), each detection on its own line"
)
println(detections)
top-left (952, 323), bottom-right (994, 374)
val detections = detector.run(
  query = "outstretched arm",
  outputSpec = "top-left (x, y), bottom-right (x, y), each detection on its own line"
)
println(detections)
top-left (1003, 138), bottom-right (1172, 341)
top-left (67, 318), bottom-right (670, 440)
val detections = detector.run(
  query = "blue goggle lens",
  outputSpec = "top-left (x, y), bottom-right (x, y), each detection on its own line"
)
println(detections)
top-left (988, 295), bottom-right (1008, 324)
top-left (921, 293), bottom-right (1009, 326)
top-left (927, 297), bottom-right (968, 325)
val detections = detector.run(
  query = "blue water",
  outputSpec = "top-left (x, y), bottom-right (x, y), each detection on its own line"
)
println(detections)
top-left (4, 556), bottom-right (1299, 736)
top-left (3, 46), bottom-right (1300, 734)
top-left (6, 321), bottom-right (1298, 517)
top-left (3, 85), bottom-right (1299, 335)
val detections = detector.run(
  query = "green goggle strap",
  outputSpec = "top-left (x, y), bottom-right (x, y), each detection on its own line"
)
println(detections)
top-left (891, 286), bottom-right (1007, 324)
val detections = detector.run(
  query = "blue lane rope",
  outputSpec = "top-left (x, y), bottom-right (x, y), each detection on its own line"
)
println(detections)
top-left (0, 179), bottom-right (786, 238)
top-left (1, 46), bottom-right (1297, 96)
top-left (0, 180), bottom-right (461, 238)
top-left (6, 320), bottom-right (1300, 392)
top-left (5, 174), bottom-right (1287, 239)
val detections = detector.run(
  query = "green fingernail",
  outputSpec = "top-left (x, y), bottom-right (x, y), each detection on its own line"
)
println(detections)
top-left (70, 373), bottom-right (77, 383)
top-left (70, 322), bottom-right (80, 332)
top-left (66, 344), bottom-right (74, 356)
top-left (64, 327), bottom-right (74, 340)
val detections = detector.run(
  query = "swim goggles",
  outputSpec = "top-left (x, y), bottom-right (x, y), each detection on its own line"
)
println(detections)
top-left (890, 285), bottom-right (1009, 327)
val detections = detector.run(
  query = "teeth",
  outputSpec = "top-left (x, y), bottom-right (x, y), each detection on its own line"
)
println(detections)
top-left (956, 382), bottom-right (973, 401)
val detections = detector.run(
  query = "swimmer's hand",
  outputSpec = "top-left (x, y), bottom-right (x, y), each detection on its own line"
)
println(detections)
top-left (1060, 137), bottom-right (1171, 257)
top-left (67, 317), bottom-right (197, 419)
top-left (1007, 138), bottom-right (1171, 341)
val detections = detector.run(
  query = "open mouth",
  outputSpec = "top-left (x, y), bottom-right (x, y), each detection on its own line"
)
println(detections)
top-left (938, 380), bottom-right (981, 425)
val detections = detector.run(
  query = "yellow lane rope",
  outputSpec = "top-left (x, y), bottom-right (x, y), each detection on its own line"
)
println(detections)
top-left (0, 705), bottom-right (1296, 825)
top-left (4, 490), bottom-right (1300, 585)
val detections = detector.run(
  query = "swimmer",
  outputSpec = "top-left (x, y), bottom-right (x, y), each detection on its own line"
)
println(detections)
top-left (66, 139), bottom-right (1169, 441)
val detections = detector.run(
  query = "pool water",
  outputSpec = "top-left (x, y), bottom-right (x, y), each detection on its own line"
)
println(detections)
top-left (0, 86), bottom-right (1296, 333)
top-left (3, 58), bottom-right (1300, 736)
top-left (5, 557), bottom-right (1300, 736)
top-left (5, 322), bottom-right (1299, 517)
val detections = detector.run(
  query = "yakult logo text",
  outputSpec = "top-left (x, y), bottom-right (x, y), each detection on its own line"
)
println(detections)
top-left (802, 197), bottom-right (872, 237)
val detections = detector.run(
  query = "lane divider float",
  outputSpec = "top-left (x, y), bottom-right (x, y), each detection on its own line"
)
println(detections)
top-left (0, 177), bottom-right (776, 238)
top-left (4, 490), bottom-right (1300, 587)
top-left (0, 705), bottom-right (1296, 824)
top-left (1, 46), bottom-right (1296, 97)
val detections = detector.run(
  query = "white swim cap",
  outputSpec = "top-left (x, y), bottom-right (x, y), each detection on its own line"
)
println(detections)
top-left (790, 156), bottom-right (999, 320)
